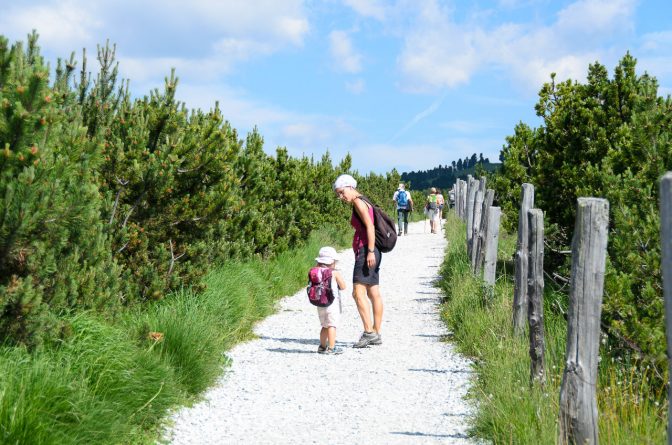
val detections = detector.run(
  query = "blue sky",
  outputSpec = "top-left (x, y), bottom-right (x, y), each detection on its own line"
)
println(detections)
top-left (2, 0), bottom-right (671, 174)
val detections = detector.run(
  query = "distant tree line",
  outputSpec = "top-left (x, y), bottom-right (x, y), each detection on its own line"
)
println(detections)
top-left (401, 153), bottom-right (498, 190)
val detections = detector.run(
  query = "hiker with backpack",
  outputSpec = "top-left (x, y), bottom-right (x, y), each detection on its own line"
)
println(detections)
top-left (333, 174), bottom-right (387, 348)
top-left (425, 187), bottom-right (440, 234)
top-left (436, 189), bottom-right (445, 225)
top-left (392, 183), bottom-right (414, 236)
top-left (307, 246), bottom-right (347, 355)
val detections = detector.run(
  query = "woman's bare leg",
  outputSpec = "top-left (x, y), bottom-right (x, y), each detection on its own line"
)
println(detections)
top-left (367, 284), bottom-right (383, 333)
top-left (353, 283), bottom-right (373, 332)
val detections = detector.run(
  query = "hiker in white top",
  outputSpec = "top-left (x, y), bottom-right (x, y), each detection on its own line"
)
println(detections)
top-left (392, 183), bottom-right (414, 236)
top-left (310, 246), bottom-right (346, 355)
top-left (425, 187), bottom-right (440, 234)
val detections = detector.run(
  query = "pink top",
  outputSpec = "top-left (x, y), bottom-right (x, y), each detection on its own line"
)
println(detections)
top-left (350, 197), bottom-right (374, 253)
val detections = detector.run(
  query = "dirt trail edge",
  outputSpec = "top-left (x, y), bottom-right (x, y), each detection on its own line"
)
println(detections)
top-left (164, 220), bottom-right (478, 445)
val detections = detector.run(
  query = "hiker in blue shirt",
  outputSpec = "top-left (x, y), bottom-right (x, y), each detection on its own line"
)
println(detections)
top-left (392, 183), bottom-right (414, 236)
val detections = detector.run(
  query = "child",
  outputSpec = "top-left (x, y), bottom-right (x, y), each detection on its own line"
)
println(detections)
top-left (310, 246), bottom-right (346, 354)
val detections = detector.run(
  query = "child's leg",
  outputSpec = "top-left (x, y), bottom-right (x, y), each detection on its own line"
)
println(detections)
top-left (320, 327), bottom-right (328, 347)
top-left (327, 326), bottom-right (337, 348)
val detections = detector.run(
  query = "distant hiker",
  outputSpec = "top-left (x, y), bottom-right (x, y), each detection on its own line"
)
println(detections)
top-left (393, 183), bottom-right (414, 236)
top-left (436, 189), bottom-right (445, 220)
top-left (425, 187), bottom-right (440, 234)
top-left (307, 246), bottom-right (346, 355)
top-left (333, 174), bottom-right (384, 348)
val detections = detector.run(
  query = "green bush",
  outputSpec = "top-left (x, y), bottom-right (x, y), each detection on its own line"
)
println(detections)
top-left (0, 33), bottom-right (121, 346)
top-left (491, 53), bottom-right (672, 373)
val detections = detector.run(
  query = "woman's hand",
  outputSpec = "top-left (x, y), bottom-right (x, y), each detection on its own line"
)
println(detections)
top-left (367, 251), bottom-right (376, 268)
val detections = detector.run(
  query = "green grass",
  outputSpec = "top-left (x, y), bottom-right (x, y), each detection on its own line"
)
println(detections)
top-left (438, 212), bottom-right (667, 444)
top-left (0, 225), bottom-right (350, 445)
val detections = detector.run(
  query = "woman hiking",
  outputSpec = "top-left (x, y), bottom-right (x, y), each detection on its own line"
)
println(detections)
top-left (333, 174), bottom-right (383, 348)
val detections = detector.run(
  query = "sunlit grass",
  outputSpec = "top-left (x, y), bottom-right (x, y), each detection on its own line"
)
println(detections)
top-left (0, 226), bottom-right (350, 445)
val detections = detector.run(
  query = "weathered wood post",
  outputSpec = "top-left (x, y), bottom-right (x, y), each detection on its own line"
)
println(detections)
top-left (461, 180), bottom-right (467, 220)
top-left (457, 180), bottom-right (465, 219)
top-left (455, 180), bottom-right (462, 219)
top-left (660, 172), bottom-right (672, 445)
top-left (474, 189), bottom-right (495, 274)
top-left (466, 180), bottom-right (478, 253)
top-left (479, 176), bottom-right (486, 193)
top-left (558, 198), bottom-right (609, 445)
top-left (483, 206), bottom-right (501, 287)
top-left (513, 183), bottom-right (535, 336)
top-left (470, 190), bottom-right (484, 265)
top-left (527, 208), bottom-right (545, 386)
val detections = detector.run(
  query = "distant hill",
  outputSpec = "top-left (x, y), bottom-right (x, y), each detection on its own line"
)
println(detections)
top-left (400, 153), bottom-right (500, 191)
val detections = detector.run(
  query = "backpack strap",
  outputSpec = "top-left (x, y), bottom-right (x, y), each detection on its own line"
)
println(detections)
top-left (352, 195), bottom-right (373, 225)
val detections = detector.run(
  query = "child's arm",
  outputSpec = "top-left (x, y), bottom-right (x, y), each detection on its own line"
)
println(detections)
top-left (333, 270), bottom-right (346, 290)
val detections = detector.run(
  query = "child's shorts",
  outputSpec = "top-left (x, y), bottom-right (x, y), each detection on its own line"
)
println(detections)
top-left (317, 300), bottom-right (340, 328)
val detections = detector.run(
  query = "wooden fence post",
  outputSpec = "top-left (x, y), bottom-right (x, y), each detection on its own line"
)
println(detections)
top-left (660, 172), bottom-right (672, 445)
top-left (527, 208), bottom-right (545, 386)
top-left (457, 180), bottom-right (464, 219)
top-left (466, 180), bottom-right (478, 253)
top-left (474, 189), bottom-right (495, 274)
top-left (558, 198), bottom-right (609, 445)
top-left (513, 183), bottom-right (535, 335)
top-left (470, 190), bottom-right (484, 264)
top-left (483, 206), bottom-right (501, 287)
top-left (461, 180), bottom-right (468, 220)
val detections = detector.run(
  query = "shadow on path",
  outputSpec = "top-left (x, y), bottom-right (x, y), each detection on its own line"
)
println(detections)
top-left (266, 347), bottom-right (315, 354)
top-left (409, 368), bottom-right (472, 375)
top-left (390, 431), bottom-right (470, 439)
top-left (258, 336), bottom-right (318, 346)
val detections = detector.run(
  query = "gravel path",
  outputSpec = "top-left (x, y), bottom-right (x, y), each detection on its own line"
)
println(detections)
top-left (164, 220), bottom-right (477, 444)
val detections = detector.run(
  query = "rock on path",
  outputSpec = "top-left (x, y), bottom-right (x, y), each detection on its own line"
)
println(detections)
top-left (164, 220), bottom-right (477, 444)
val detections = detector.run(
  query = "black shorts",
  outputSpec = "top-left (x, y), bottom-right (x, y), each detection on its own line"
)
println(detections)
top-left (353, 246), bottom-right (381, 286)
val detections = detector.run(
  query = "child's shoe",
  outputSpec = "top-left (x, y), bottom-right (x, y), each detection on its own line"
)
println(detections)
top-left (317, 344), bottom-right (327, 354)
top-left (323, 346), bottom-right (343, 355)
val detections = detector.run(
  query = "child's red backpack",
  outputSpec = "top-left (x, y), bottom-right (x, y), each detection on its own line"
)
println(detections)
top-left (306, 266), bottom-right (335, 307)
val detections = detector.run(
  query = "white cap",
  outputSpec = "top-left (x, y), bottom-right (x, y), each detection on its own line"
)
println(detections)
top-left (333, 174), bottom-right (357, 190)
top-left (315, 246), bottom-right (339, 265)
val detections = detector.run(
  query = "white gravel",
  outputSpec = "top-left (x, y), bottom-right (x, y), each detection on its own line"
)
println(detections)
top-left (163, 220), bottom-right (478, 445)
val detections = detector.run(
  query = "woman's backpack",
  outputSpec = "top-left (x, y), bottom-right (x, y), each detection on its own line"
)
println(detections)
top-left (306, 266), bottom-right (335, 307)
top-left (353, 196), bottom-right (397, 253)
top-left (427, 194), bottom-right (438, 210)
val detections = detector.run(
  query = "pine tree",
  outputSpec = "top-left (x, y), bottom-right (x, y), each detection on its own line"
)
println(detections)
top-left (0, 33), bottom-right (121, 345)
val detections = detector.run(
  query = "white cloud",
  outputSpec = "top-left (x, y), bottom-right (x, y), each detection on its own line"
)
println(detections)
top-left (640, 30), bottom-right (672, 52)
top-left (154, 0), bottom-right (310, 45)
top-left (345, 79), bottom-right (366, 94)
top-left (555, 0), bottom-right (635, 35)
top-left (0, 0), bottom-right (102, 53)
top-left (395, 0), bottom-right (638, 95)
top-left (343, 0), bottom-right (387, 21)
top-left (329, 30), bottom-right (363, 73)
